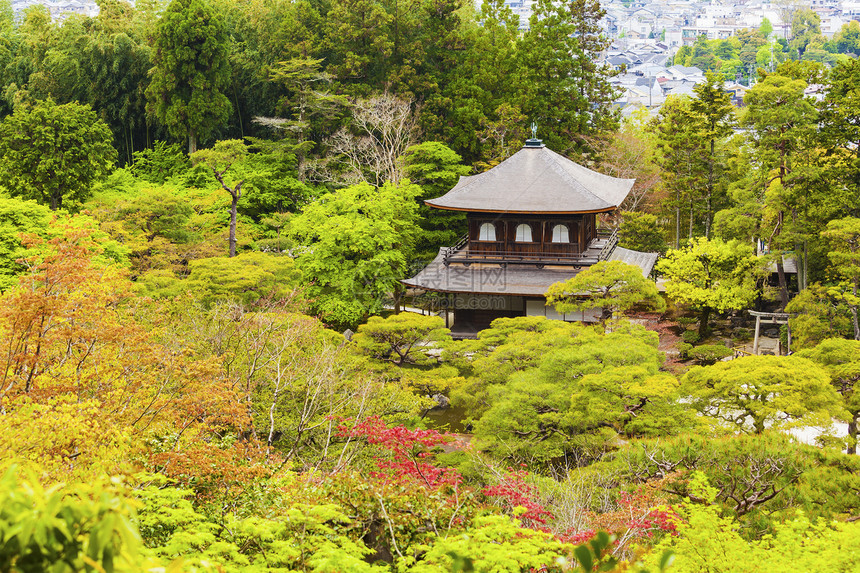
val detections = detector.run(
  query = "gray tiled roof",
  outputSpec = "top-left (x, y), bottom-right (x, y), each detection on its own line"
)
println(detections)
top-left (766, 256), bottom-right (798, 274)
top-left (403, 246), bottom-right (659, 295)
top-left (607, 247), bottom-right (659, 276)
top-left (426, 145), bottom-right (635, 214)
top-left (402, 250), bottom-right (583, 295)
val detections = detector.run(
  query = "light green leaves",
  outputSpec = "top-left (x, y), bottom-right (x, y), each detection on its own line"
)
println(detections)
top-left (289, 181), bottom-right (421, 328)
top-left (0, 99), bottom-right (115, 211)
top-left (682, 354), bottom-right (844, 434)
top-left (546, 260), bottom-right (664, 323)
top-left (657, 236), bottom-right (759, 314)
top-left (0, 465), bottom-right (142, 573)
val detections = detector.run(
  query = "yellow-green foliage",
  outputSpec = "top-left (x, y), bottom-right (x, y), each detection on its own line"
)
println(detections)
top-left (682, 354), bottom-right (844, 434)
top-left (456, 317), bottom-right (690, 463)
top-left (184, 252), bottom-right (302, 307)
top-left (546, 260), bottom-right (664, 323)
top-left (352, 314), bottom-right (449, 367)
top-left (657, 236), bottom-right (759, 314)
top-left (351, 313), bottom-right (463, 399)
top-left (136, 474), bottom-right (382, 572)
top-left (0, 198), bottom-right (128, 292)
top-left (0, 465), bottom-right (142, 573)
top-left (646, 473), bottom-right (860, 572)
top-left (787, 284), bottom-right (857, 349)
top-left (404, 514), bottom-right (572, 572)
top-left (0, 399), bottom-right (132, 482)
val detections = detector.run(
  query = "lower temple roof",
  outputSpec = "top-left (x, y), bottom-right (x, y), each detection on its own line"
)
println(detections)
top-left (403, 247), bottom-right (659, 296)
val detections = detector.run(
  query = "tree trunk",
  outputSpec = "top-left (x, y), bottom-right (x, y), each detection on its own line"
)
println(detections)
top-left (393, 284), bottom-right (403, 315)
top-left (188, 128), bottom-right (197, 154)
top-left (689, 200), bottom-right (694, 239)
top-left (851, 279), bottom-right (860, 341)
top-left (801, 240), bottom-right (808, 291)
top-left (776, 258), bottom-right (789, 309)
top-left (849, 411), bottom-right (858, 455)
top-left (233, 83), bottom-right (244, 138)
top-left (675, 193), bottom-right (680, 249)
top-left (600, 306), bottom-right (613, 325)
top-left (229, 193), bottom-right (238, 257)
top-left (706, 139), bottom-right (714, 238)
top-left (698, 306), bottom-right (711, 338)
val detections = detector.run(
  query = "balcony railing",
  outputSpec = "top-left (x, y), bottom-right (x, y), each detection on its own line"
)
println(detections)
top-left (440, 228), bottom-right (620, 267)
top-left (444, 252), bottom-right (601, 266)
top-left (597, 228), bottom-right (619, 261)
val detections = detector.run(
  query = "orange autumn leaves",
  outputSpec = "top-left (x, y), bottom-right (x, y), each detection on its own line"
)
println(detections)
top-left (0, 228), bottom-right (249, 482)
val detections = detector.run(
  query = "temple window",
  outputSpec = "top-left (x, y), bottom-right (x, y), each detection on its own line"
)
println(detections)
top-left (514, 223), bottom-right (533, 242)
top-left (551, 224), bottom-right (570, 243)
top-left (478, 222), bottom-right (496, 241)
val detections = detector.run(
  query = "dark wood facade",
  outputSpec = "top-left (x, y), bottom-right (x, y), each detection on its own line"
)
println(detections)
top-left (466, 213), bottom-right (597, 258)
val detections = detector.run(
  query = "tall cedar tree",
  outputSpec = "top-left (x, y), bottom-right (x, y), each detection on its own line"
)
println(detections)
top-left (690, 73), bottom-right (735, 238)
top-left (743, 74), bottom-right (817, 306)
top-left (652, 96), bottom-right (707, 247)
top-left (518, 0), bottom-right (617, 153)
top-left (820, 58), bottom-right (860, 198)
top-left (145, 0), bottom-right (231, 153)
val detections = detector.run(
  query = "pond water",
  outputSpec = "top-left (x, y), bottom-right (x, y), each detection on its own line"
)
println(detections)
top-left (422, 404), bottom-right (471, 433)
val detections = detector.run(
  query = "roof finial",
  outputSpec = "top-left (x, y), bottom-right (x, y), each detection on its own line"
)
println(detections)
top-left (524, 122), bottom-right (545, 148)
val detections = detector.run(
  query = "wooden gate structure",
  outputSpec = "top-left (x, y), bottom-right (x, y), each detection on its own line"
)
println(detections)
top-left (749, 310), bottom-right (792, 355)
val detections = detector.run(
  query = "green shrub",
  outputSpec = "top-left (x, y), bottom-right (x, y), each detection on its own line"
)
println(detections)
top-left (677, 342), bottom-right (693, 359)
top-left (733, 327), bottom-right (752, 341)
top-left (0, 465), bottom-right (142, 572)
top-left (689, 344), bottom-right (733, 365)
top-left (681, 330), bottom-right (701, 344)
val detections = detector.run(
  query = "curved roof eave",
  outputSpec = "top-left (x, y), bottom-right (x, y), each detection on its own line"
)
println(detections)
top-left (424, 146), bottom-right (635, 214)
top-left (422, 202), bottom-right (619, 215)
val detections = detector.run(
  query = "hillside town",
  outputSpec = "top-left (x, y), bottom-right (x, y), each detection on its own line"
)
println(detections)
top-left (501, 0), bottom-right (851, 111)
top-left (10, 0), bottom-right (97, 19)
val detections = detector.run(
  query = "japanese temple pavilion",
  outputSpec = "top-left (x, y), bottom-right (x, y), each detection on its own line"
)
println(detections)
top-left (402, 138), bottom-right (659, 338)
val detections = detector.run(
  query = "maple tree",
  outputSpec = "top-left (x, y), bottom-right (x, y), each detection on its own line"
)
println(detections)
top-left (0, 228), bottom-right (248, 487)
top-left (289, 181), bottom-right (421, 328)
top-left (657, 237), bottom-right (759, 336)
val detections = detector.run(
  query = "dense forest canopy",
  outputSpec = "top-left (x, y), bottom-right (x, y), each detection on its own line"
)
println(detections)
top-left (0, 0), bottom-right (617, 165)
top-left (2, 0), bottom-right (860, 570)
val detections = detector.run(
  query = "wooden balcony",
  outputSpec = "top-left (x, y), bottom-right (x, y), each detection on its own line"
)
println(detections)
top-left (442, 229), bottom-right (618, 267)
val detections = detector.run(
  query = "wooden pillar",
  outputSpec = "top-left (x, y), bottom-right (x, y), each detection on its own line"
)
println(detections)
top-left (753, 315), bottom-right (761, 355)
top-left (446, 293), bottom-right (451, 328)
